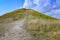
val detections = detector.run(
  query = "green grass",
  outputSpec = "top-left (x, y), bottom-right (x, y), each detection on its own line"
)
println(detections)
top-left (0, 8), bottom-right (26, 18)
top-left (25, 19), bottom-right (60, 40)
top-left (27, 9), bottom-right (57, 20)
top-left (0, 8), bottom-right (60, 40)
top-left (0, 8), bottom-right (27, 22)
top-left (0, 8), bottom-right (57, 20)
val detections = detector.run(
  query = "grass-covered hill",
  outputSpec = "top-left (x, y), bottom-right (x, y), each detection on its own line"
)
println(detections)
top-left (0, 8), bottom-right (60, 40)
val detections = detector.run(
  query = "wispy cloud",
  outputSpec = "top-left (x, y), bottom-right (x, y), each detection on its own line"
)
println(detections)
top-left (23, 0), bottom-right (60, 19)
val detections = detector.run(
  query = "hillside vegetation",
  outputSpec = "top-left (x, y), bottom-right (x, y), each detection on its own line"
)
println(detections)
top-left (0, 8), bottom-right (60, 40)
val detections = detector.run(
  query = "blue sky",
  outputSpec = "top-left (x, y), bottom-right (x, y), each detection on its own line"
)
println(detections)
top-left (0, 0), bottom-right (60, 19)
top-left (23, 0), bottom-right (60, 19)
top-left (0, 0), bottom-right (24, 15)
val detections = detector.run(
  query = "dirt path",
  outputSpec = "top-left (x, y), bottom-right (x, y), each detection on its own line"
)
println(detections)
top-left (0, 18), bottom-right (32, 40)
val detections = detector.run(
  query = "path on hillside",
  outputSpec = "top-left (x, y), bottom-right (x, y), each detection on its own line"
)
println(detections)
top-left (0, 18), bottom-right (32, 40)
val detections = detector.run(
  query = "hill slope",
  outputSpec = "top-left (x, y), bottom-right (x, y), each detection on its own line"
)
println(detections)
top-left (0, 8), bottom-right (60, 40)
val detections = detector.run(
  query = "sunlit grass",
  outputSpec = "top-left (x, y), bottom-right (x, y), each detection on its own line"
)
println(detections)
top-left (0, 8), bottom-right (60, 40)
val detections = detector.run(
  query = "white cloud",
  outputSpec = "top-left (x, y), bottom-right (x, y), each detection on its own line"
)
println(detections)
top-left (23, 0), bottom-right (60, 19)
top-left (23, 0), bottom-right (37, 8)
top-left (46, 9), bottom-right (60, 19)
